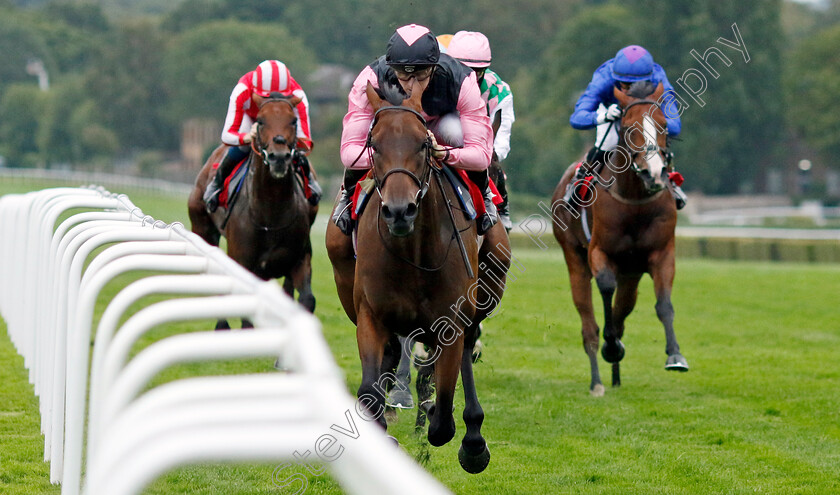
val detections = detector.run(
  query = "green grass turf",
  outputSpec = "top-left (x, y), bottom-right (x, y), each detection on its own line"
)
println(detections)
top-left (1, 182), bottom-right (839, 494)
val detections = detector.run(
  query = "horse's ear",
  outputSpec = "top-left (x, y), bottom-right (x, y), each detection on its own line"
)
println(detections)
top-left (366, 82), bottom-right (384, 111)
top-left (404, 83), bottom-right (423, 112)
top-left (252, 93), bottom-right (266, 108)
top-left (613, 85), bottom-right (631, 108)
top-left (289, 95), bottom-right (302, 107)
top-left (651, 82), bottom-right (664, 102)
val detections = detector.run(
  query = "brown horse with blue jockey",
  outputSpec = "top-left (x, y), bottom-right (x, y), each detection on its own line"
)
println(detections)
top-left (551, 83), bottom-right (688, 396)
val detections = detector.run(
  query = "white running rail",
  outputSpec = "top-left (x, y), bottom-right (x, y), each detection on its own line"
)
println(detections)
top-left (0, 186), bottom-right (450, 495)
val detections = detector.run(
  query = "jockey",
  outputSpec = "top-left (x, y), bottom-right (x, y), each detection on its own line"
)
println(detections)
top-left (446, 30), bottom-right (516, 231)
top-left (335, 24), bottom-right (497, 235)
top-left (566, 45), bottom-right (687, 209)
top-left (204, 59), bottom-right (322, 212)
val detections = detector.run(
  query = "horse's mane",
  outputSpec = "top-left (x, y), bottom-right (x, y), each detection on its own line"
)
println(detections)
top-left (267, 91), bottom-right (293, 101)
top-left (378, 81), bottom-right (408, 106)
top-left (625, 81), bottom-right (656, 99)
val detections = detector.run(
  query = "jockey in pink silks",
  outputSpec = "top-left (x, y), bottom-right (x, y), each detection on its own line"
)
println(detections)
top-left (334, 24), bottom-right (497, 236)
top-left (445, 30), bottom-right (516, 231)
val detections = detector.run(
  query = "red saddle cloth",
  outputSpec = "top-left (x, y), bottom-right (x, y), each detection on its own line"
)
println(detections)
top-left (214, 159), bottom-right (312, 210)
top-left (571, 162), bottom-right (685, 200)
top-left (349, 168), bottom-right (502, 220)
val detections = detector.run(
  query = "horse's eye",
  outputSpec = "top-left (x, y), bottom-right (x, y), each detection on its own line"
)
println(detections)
top-left (291, 118), bottom-right (298, 127)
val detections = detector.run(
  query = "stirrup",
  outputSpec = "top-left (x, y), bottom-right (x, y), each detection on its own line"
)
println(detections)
top-left (477, 196), bottom-right (498, 236)
top-left (307, 177), bottom-right (322, 206)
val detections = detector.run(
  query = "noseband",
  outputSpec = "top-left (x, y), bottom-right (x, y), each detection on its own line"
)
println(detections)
top-left (366, 106), bottom-right (433, 202)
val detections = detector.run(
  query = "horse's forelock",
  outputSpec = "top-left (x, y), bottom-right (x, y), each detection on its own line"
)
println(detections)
top-left (380, 81), bottom-right (408, 106)
top-left (626, 81), bottom-right (656, 99)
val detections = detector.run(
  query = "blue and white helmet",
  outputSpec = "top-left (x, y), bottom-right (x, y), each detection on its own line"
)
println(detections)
top-left (611, 45), bottom-right (654, 82)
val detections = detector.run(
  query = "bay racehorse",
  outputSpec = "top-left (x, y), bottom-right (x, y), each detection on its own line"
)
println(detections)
top-left (188, 93), bottom-right (318, 325)
top-left (551, 83), bottom-right (688, 396)
top-left (325, 82), bottom-right (509, 473)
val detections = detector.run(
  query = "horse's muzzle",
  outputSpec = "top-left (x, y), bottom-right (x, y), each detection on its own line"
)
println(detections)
top-left (266, 152), bottom-right (293, 179)
top-left (639, 169), bottom-right (665, 193)
top-left (381, 201), bottom-right (418, 237)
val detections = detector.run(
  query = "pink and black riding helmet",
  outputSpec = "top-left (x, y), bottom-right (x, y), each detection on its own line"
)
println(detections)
top-left (386, 24), bottom-right (440, 71)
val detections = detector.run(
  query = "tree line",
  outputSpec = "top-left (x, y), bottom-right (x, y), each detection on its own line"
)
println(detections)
top-left (1, 0), bottom-right (838, 198)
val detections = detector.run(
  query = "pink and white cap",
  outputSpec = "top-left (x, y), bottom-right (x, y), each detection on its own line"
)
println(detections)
top-left (446, 31), bottom-right (492, 68)
top-left (252, 60), bottom-right (291, 97)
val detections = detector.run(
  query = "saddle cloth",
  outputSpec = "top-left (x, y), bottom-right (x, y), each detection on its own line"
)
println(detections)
top-left (215, 157), bottom-right (311, 210)
top-left (350, 167), bottom-right (501, 221)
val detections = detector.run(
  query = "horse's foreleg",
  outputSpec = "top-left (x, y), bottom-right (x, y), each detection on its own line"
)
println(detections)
top-left (325, 221), bottom-right (357, 323)
top-left (591, 249), bottom-right (624, 365)
top-left (427, 341), bottom-right (461, 448)
top-left (649, 247), bottom-right (688, 371)
top-left (565, 246), bottom-right (603, 395)
top-left (289, 250), bottom-right (315, 313)
top-left (457, 327), bottom-right (490, 474)
top-left (355, 303), bottom-right (390, 431)
top-left (610, 273), bottom-right (642, 387)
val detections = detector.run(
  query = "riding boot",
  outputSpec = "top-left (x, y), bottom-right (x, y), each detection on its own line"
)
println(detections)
top-left (386, 336), bottom-right (415, 409)
top-left (672, 184), bottom-right (687, 210)
top-left (467, 170), bottom-right (498, 236)
top-left (332, 168), bottom-right (367, 235)
top-left (204, 145), bottom-right (249, 213)
top-left (494, 167), bottom-right (512, 231)
top-left (562, 147), bottom-right (605, 204)
top-left (663, 148), bottom-right (686, 209)
top-left (295, 152), bottom-right (322, 206)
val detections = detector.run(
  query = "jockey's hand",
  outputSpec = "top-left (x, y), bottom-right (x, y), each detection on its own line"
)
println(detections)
top-left (427, 130), bottom-right (449, 163)
top-left (596, 104), bottom-right (622, 124)
top-left (243, 122), bottom-right (259, 144)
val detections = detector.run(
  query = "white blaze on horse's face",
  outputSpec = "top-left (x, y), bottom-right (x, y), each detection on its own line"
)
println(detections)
top-left (642, 115), bottom-right (666, 185)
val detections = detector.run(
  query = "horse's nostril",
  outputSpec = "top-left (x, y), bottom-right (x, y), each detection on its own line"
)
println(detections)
top-left (405, 202), bottom-right (418, 219)
top-left (382, 205), bottom-right (393, 219)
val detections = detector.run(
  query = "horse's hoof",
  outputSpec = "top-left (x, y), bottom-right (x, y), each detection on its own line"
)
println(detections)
top-left (665, 354), bottom-right (689, 372)
top-left (601, 340), bottom-right (625, 363)
top-left (458, 443), bottom-right (490, 474)
top-left (590, 383), bottom-right (605, 397)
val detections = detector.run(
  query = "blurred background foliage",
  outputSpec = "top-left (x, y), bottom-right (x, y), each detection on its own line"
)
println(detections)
top-left (0, 0), bottom-right (837, 198)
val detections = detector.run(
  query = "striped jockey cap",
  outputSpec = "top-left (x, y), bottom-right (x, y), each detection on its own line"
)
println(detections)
top-left (252, 60), bottom-right (291, 97)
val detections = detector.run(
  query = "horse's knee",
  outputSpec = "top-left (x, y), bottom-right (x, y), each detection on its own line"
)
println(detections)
top-left (595, 270), bottom-right (616, 295)
top-left (299, 293), bottom-right (315, 313)
top-left (655, 299), bottom-right (674, 321)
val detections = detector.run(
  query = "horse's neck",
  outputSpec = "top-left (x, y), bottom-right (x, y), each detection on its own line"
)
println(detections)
top-left (381, 178), bottom-right (450, 260)
top-left (248, 156), bottom-right (300, 213)
top-left (605, 145), bottom-right (646, 200)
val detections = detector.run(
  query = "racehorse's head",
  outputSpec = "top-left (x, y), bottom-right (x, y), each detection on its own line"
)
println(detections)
top-left (614, 83), bottom-right (669, 193)
top-left (253, 93), bottom-right (302, 179)
top-left (365, 81), bottom-right (431, 237)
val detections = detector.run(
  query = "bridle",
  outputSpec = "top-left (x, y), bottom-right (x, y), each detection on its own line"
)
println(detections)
top-left (251, 97), bottom-right (298, 166)
top-left (365, 105), bottom-right (433, 205)
top-left (619, 99), bottom-right (666, 177)
top-left (361, 105), bottom-right (474, 277)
